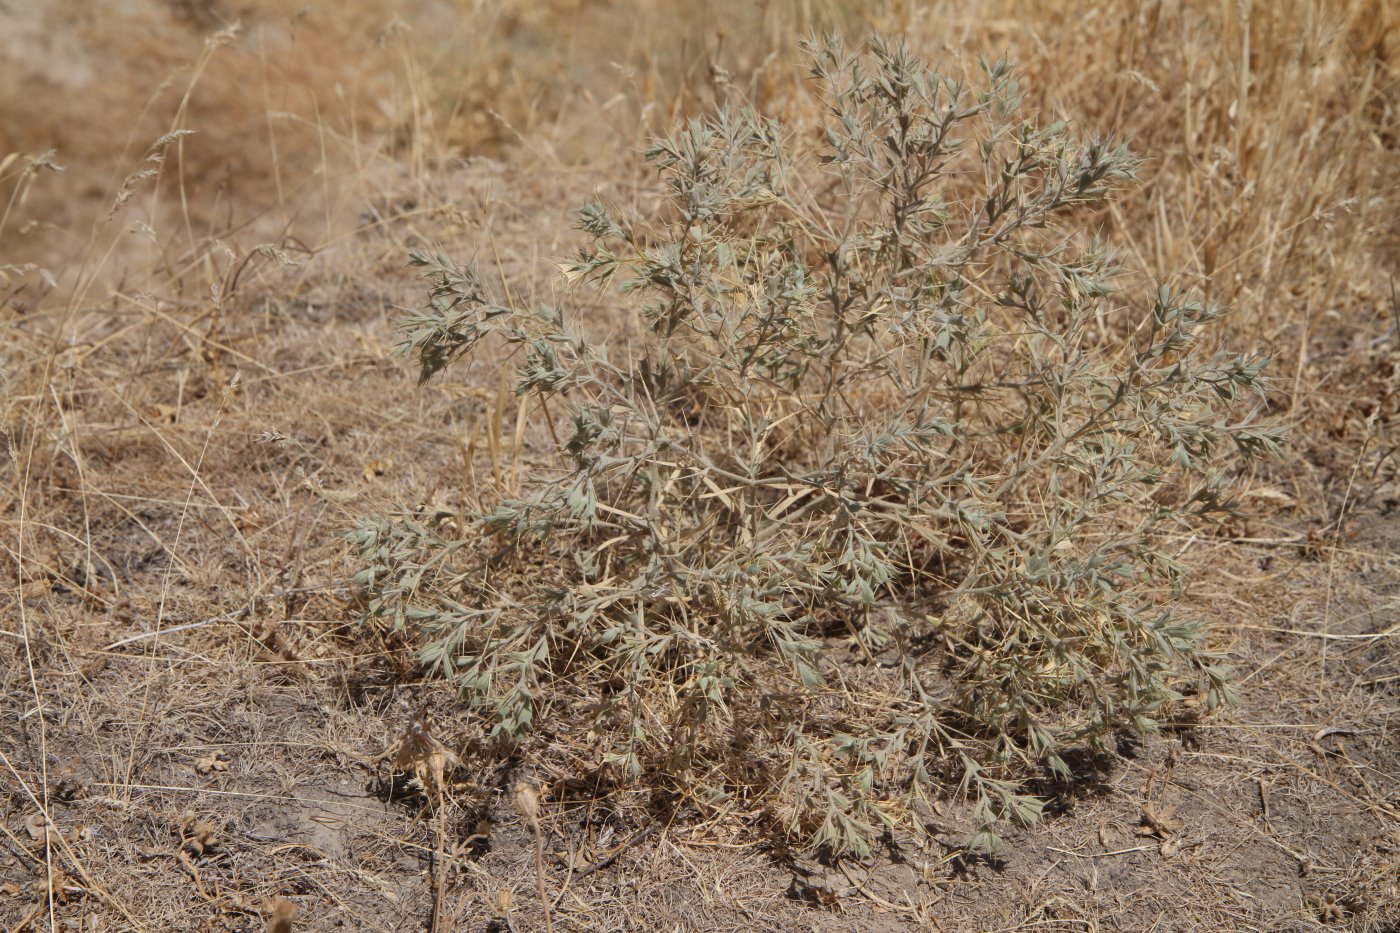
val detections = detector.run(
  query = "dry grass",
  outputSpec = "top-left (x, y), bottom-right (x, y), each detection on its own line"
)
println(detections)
top-left (2, 1), bottom-right (1397, 930)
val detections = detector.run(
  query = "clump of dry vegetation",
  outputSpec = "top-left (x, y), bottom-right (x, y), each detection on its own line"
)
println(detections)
top-left (360, 35), bottom-right (1284, 855)
top-left (1, 1), bottom-right (1397, 930)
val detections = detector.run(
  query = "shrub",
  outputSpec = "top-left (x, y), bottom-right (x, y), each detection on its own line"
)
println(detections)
top-left (351, 34), bottom-right (1284, 855)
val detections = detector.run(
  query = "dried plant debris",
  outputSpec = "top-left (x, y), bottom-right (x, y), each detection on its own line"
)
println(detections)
top-left (266, 896), bottom-right (298, 933)
top-left (370, 708), bottom-right (465, 796)
top-left (1136, 801), bottom-right (1185, 839)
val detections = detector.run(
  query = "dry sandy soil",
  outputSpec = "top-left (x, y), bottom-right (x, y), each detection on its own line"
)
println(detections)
top-left (2, 2), bottom-right (1398, 931)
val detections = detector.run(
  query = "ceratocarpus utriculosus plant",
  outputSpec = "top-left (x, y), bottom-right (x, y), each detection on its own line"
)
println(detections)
top-left (352, 34), bottom-right (1284, 855)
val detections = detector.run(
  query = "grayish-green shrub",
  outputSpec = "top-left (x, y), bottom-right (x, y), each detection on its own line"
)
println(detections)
top-left (352, 35), bottom-right (1284, 855)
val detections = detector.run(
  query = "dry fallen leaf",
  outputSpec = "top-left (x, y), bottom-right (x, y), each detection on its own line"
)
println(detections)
top-left (512, 782), bottom-right (542, 823)
top-left (1312, 892), bottom-right (1349, 923)
top-left (266, 897), bottom-right (297, 933)
top-left (1238, 485), bottom-right (1296, 507)
top-left (1313, 725), bottom-right (1355, 742)
top-left (374, 709), bottom-right (462, 796)
top-left (182, 817), bottom-right (218, 856)
top-left (363, 457), bottom-right (394, 481)
top-left (1137, 801), bottom-right (1185, 838)
top-left (23, 812), bottom-right (50, 841)
top-left (46, 867), bottom-right (71, 902)
top-left (52, 756), bottom-right (89, 802)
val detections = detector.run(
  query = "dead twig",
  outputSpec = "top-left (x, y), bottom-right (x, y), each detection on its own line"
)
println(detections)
top-left (573, 822), bottom-right (657, 879)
